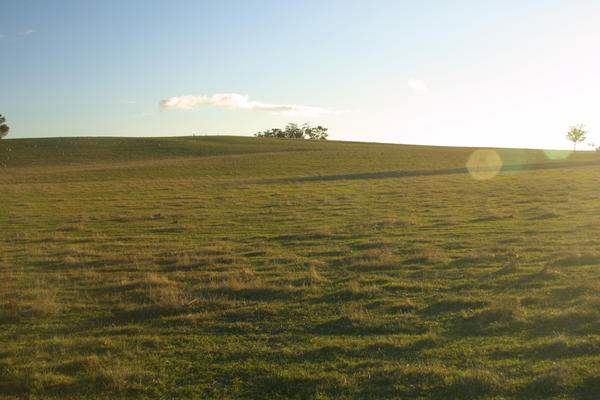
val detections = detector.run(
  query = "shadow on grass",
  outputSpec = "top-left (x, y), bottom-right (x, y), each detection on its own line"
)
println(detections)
top-left (448, 307), bottom-right (525, 337)
top-left (515, 267), bottom-right (562, 287)
top-left (269, 232), bottom-right (335, 242)
top-left (552, 253), bottom-right (600, 267)
top-left (109, 305), bottom-right (190, 323)
top-left (204, 286), bottom-right (299, 302)
top-left (572, 376), bottom-right (600, 400)
top-left (520, 368), bottom-right (572, 399)
top-left (350, 365), bottom-right (504, 399)
top-left (254, 159), bottom-right (600, 184)
top-left (514, 338), bottom-right (600, 361)
top-left (246, 374), bottom-right (325, 399)
top-left (346, 262), bottom-right (400, 272)
top-left (215, 335), bottom-right (444, 370)
top-left (421, 299), bottom-right (489, 315)
top-left (350, 337), bottom-right (443, 359)
top-left (0, 376), bottom-right (32, 398)
top-left (310, 316), bottom-right (426, 335)
top-left (0, 370), bottom-right (148, 400)
top-left (527, 212), bottom-right (561, 220)
top-left (527, 310), bottom-right (600, 335)
top-left (548, 285), bottom-right (593, 302)
top-left (469, 215), bottom-right (512, 223)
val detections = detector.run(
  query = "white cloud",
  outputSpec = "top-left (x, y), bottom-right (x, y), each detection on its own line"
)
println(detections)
top-left (408, 78), bottom-right (428, 93)
top-left (19, 29), bottom-right (36, 36)
top-left (160, 93), bottom-right (347, 117)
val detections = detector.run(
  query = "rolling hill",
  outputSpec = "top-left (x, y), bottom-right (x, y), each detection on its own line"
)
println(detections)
top-left (2, 136), bottom-right (600, 399)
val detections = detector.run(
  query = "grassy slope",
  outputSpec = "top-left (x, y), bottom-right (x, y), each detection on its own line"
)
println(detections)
top-left (1, 136), bottom-right (600, 399)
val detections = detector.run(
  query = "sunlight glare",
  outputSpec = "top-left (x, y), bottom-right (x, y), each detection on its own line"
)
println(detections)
top-left (466, 149), bottom-right (503, 180)
top-left (543, 150), bottom-right (572, 160)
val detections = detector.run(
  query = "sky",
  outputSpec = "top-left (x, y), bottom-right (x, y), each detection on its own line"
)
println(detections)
top-left (1, 0), bottom-right (599, 149)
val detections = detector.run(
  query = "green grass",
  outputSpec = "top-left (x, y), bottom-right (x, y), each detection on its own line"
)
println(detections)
top-left (2, 136), bottom-right (600, 399)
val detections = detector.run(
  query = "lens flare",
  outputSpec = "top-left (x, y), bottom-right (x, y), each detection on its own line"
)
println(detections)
top-left (466, 149), bottom-right (502, 180)
top-left (543, 149), bottom-right (571, 160)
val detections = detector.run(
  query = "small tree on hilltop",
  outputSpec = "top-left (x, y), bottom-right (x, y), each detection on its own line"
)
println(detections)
top-left (304, 124), bottom-right (328, 140)
top-left (284, 123), bottom-right (304, 139)
top-left (0, 114), bottom-right (9, 139)
top-left (255, 123), bottom-right (328, 140)
top-left (566, 124), bottom-right (587, 151)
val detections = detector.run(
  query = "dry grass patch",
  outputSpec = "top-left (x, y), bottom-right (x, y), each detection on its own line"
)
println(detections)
top-left (58, 354), bottom-right (152, 392)
top-left (493, 248), bottom-right (521, 274)
top-left (374, 216), bottom-right (418, 229)
top-left (63, 246), bottom-right (130, 268)
top-left (407, 244), bottom-right (448, 265)
top-left (460, 245), bottom-right (513, 265)
top-left (307, 263), bottom-right (324, 287)
top-left (467, 298), bottom-right (522, 329)
top-left (335, 279), bottom-right (381, 299)
top-left (29, 289), bottom-right (61, 316)
top-left (534, 265), bottom-right (564, 280)
top-left (171, 246), bottom-right (240, 269)
top-left (207, 269), bottom-right (264, 291)
top-left (139, 272), bottom-right (173, 287)
top-left (449, 367), bottom-right (503, 398)
top-left (1, 276), bottom-right (61, 320)
top-left (203, 269), bottom-right (297, 301)
top-left (135, 273), bottom-right (193, 311)
top-left (350, 247), bottom-right (398, 271)
top-left (147, 284), bottom-right (191, 311)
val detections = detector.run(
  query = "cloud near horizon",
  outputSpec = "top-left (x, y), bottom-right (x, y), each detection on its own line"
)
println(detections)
top-left (160, 93), bottom-right (347, 117)
top-left (408, 78), bottom-right (427, 93)
top-left (19, 29), bottom-right (36, 36)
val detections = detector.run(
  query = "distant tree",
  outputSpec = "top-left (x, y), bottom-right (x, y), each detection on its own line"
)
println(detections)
top-left (304, 124), bottom-right (328, 140)
top-left (257, 127), bottom-right (285, 138)
top-left (255, 123), bottom-right (328, 140)
top-left (0, 114), bottom-right (9, 139)
top-left (566, 124), bottom-right (587, 151)
top-left (284, 123), bottom-right (304, 139)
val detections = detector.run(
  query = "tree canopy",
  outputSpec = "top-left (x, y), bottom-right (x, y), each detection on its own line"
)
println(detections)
top-left (566, 124), bottom-right (586, 151)
top-left (0, 114), bottom-right (9, 139)
top-left (255, 123), bottom-right (328, 140)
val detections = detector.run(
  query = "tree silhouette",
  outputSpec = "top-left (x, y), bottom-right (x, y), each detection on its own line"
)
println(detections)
top-left (0, 114), bottom-right (9, 139)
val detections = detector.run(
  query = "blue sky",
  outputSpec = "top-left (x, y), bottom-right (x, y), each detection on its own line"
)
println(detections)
top-left (2, 1), bottom-right (599, 149)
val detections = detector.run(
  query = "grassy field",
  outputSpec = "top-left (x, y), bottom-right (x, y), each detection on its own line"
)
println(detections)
top-left (2, 136), bottom-right (600, 399)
